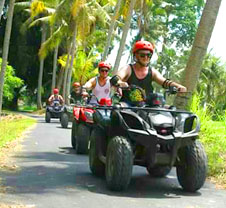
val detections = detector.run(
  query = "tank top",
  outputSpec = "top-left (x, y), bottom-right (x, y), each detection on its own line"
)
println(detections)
top-left (122, 64), bottom-right (153, 103)
top-left (89, 76), bottom-right (111, 105)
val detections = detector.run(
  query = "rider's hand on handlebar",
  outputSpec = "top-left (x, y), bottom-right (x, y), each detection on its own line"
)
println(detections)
top-left (81, 91), bottom-right (89, 97)
top-left (177, 86), bottom-right (187, 93)
top-left (118, 81), bottom-right (129, 88)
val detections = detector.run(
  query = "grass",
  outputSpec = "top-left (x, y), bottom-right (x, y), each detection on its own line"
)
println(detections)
top-left (18, 105), bottom-right (37, 112)
top-left (191, 95), bottom-right (226, 188)
top-left (0, 113), bottom-right (36, 148)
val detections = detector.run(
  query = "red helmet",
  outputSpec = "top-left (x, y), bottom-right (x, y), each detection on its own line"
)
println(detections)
top-left (53, 88), bottom-right (59, 94)
top-left (73, 82), bottom-right (80, 87)
top-left (132, 40), bottom-right (154, 54)
top-left (98, 61), bottom-right (111, 70)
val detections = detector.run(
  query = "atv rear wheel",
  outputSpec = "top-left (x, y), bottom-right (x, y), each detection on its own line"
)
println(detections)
top-left (45, 111), bottom-right (51, 123)
top-left (106, 136), bottom-right (133, 191)
top-left (61, 112), bottom-right (69, 128)
top-left (176, 140), bottom-right (207, 192)
top-left (147, 166), bottom-right (171, 177)
top-left (89, 128), bottom-right (105, 177)
top-left (76, 123), bottom-right (90, 154)
top-left (71, 120), bottom-right (78, 149)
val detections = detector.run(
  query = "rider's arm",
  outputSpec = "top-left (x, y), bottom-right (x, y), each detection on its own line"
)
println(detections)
top-left (48, 95), bottom-right (53, 103)
top-left (114, 65), bottom-right (131, 87)
top-left (59, 95), bottom-right (64, 104)
top-left (152, 68), bottom-right (187, 92)
top-left (83, 77), bottom-right (96, 90)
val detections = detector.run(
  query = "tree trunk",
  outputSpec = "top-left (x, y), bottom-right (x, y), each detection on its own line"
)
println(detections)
top-left (62, 42), bottom-right (73, 100)
top-left (37, 24), bottom-right (47, 110)
top-left (56, 66), bottom-right (64, 91)
top-left (51, 45), bottom-right (59, 92)
top-left (0, 0), bottom-right (6, 22)
top-left (102, 0), bottom-right (122, 61)
top-left (0, 0), bottom-right (15, 119)
top-left (113, 0), bottom-right (136, 73)
top-left (66, 25), bottom-right (77, 105)
top-left (174, 0), bottom-right (222, 110)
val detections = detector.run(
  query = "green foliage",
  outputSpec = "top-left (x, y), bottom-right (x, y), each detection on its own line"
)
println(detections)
top-left (191, 93), bottom-right (226, 185)
top-left (197, 52), bottom-right (226, 117)
top-left (72, 49), bottom-right (99, 85)
top-left (58, 49), bottom-right (98, 85)
top-left (0, 58), bottom-right (24, 102)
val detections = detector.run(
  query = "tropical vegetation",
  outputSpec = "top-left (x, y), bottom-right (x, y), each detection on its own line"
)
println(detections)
top-left (0, 0), bottom-right (225, 187)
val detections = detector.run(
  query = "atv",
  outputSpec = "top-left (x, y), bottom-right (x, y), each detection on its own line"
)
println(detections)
top-left (88, 85), bottom-right (207, 192)
top-left (60, 97), bottom-right (80, 129)
top-left (71, 94), bottom-right (111, 154)
top-left (45, 100), bottom-right (64, 123)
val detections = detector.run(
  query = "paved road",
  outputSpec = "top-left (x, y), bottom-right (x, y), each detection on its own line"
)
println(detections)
top-left (0, 115), bottom-right (226, 208)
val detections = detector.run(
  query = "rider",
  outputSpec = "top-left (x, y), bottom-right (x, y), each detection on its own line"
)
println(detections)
top-left (70, 82), bottom-right (82, 104)
top-left (112, 40), bottom-right (187, 103)
top-left (48, 88), bottom-right (64, 106)
top-left (82, 61), bottom-right (112, 105)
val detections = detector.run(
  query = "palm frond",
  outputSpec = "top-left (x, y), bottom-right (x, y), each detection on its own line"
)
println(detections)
top-left (29, 16), bottom-right (51, 27)
top-left (39, 25), bottom-right (66, 59)
top-left (71, 0), bottom-right (86, 19)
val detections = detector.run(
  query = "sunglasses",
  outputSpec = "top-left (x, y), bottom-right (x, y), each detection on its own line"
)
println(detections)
top-left (100, 69), bottom-right (109, 73)
top-left (138, 53), bottom-right (152, 58)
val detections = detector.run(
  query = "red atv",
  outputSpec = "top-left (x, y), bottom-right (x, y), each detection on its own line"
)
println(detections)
top-left (71, 96), bottom-right (112, 154)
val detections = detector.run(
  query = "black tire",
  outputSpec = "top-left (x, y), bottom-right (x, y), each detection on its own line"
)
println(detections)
top-left (106, 136), bottom-right (133, 191)
top-left (45, 111), bottom-right (51, 123)
top-left (61, 112), bottom-right (69, 128)
top-left (147, 166), bottom-right (171, 177)
top-left (89, 128), bottom-right (105, 177)
top-left (76, 123), bottom-right (90, 154)
top-left (176, 140), bottom-right (207, 192)
top-left (71, 120), bottom-right (78, 149)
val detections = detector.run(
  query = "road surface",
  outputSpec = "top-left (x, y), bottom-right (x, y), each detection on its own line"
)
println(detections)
top-left (0, 114), bottom-right (226, 208)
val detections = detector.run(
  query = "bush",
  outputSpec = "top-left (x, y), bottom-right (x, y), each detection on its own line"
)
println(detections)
top-left (0, 58), bottom-right (24, 103)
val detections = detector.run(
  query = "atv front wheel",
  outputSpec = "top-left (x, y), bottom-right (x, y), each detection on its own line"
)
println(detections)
top-left (89, 128), bottom-right (105, 177)
top-left (106, 136), bottom-right (133, 191)
top-left (147, 166), bottom-right (171, 177)
top-left (61, 112), bottom-right (69, 128)
top-left (76, 124), bottom-right (90, 154)
top-left (71, 120), bottom-right (78, 149)
top-left (176, 140), bottom-right (207, 192)
top-left (45, 111), bottom-right (51, 123)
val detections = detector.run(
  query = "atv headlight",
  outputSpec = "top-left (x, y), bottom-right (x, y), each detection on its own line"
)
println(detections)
top-left (84, 111), bottom-right (93, 121)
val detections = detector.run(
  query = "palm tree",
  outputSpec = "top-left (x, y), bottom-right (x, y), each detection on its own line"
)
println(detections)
top-left (0, 0), bottom-right (6, 22)
top-left (0, 0), bottom-right (15, 119)
top-left (174, 0), bottom-right (222, 109)
top-left (37, 23), bottom-right (47, 109)
top-left (113, 0), bottom-right (136, 73)
top-left (102, 0), bottom-right (123, 61)
top-left (64, 0), bottom-right (110, 103)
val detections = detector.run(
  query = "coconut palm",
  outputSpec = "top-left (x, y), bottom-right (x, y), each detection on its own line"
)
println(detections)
top-left (174, 0), bottom-right (222, 109)
top-left (64, 0), bottom-right (110, 103)
top-left (0, 0), bottom-right (15, 119)
top-left (102, 0), bottom-right (123, 61)
top-left (113, 0), bottom-right (136, 73)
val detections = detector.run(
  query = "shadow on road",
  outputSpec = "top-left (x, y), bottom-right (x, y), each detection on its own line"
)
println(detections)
top-left (0, 149), bottom-right (203, 199)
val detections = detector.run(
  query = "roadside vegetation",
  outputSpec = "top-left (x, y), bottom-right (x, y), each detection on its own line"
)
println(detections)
top-left (191, 94), bottom-right (226, 188)
top-left (0, 112), bottom-right (36, 149)
top-left (0, 0), bottom-right (225, 192)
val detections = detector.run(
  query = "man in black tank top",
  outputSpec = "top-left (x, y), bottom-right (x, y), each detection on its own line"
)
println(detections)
top-left (112, 40), bottom-right (187, 103)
